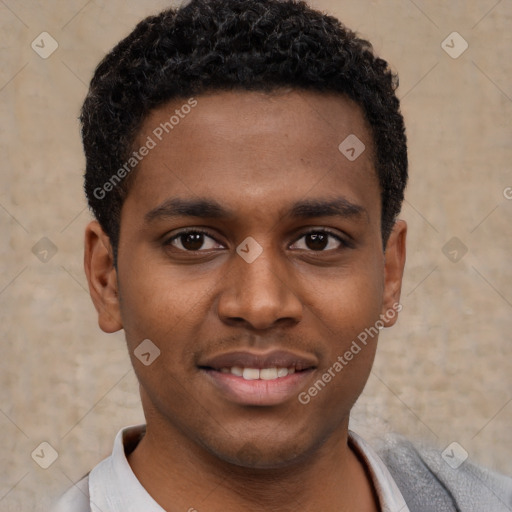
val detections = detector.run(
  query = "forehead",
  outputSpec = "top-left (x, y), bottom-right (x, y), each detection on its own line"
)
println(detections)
top-left (126, 90), bottom-right (379, 223)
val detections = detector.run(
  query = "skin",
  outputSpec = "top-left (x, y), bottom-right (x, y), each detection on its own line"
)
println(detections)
top-left (84, 90), bottom-right (406, 512)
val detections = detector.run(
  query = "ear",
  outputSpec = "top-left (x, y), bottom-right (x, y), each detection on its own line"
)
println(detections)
top-left (84, 220), bottom-right (123, 333)
top-left (380, 219), bottom-right (407, 327)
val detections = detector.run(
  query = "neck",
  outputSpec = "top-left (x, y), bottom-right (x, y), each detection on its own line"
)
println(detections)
top-left (127, 417), bottom-right (379, 512)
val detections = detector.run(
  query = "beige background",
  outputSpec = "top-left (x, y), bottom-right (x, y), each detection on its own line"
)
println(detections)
top-left (1, 0), bottom-right (511, 510)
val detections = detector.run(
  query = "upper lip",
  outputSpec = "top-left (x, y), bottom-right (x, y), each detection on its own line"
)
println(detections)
top-left (198, 350), bottom-right (318, 371)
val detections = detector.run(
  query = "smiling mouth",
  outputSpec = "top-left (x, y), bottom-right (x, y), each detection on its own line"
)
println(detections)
top-left (200, 366), bottom-right (308, 380)
top-left (199, 365), bottom-right (316, 406)
top-left (197, 349), bottom-right (318, 405)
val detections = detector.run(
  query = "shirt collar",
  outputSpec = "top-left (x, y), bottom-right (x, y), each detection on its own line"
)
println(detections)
top-left (349, 430), bottom-right (410, 512)
top-left (89, 425), bottom-right (165, 512)
top-left (89, 425), bottom-right (409, 512)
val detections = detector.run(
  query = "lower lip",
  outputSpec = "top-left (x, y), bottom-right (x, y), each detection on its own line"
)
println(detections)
top-left (201, 369), bottom-right (315, 406)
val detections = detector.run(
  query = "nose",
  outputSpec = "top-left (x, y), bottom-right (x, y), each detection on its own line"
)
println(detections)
top-left (216, 243), bottom-right (303, 331)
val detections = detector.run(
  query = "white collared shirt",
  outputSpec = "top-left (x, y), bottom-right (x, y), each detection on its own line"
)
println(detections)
top-left (52, 424), bottom-right (410, 512)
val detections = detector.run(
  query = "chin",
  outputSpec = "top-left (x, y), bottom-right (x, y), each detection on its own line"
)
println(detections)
top-left (202, 433), bottom-right (319, 470)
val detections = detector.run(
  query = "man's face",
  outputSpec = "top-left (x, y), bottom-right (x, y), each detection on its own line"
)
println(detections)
top-left (89, 90), bottom-right (405, 468)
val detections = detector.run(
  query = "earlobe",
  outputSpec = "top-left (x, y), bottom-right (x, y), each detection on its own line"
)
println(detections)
top-left (381, 220), bottom-right (407, 327)
top-left (84, 220), bottom-right (123, 333)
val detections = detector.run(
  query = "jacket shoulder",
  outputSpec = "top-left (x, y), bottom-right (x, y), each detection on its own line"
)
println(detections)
top-left (374, 433), bottom-right (512, 512)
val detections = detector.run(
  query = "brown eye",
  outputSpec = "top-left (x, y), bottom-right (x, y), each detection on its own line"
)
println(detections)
top-left (180, 232), bottom-right (206, 251)
top-left (305, 232), bottom-right (328, 251)
top-left (290, 230), bottom-right (347, 252)
top-left (165, 230), bottom-right (222, 252)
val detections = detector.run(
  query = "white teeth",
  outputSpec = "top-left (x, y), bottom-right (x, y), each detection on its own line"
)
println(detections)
top-left (242, 368), bottom-right (260, 380)
top-left (231, 366), bottom-right (243, 377)
top-left (277, 367), bottom-right (289, 378)
top-left (260, 368), bottom-right (278, 380)
top-left (222, 367), bottom-right (297, 380)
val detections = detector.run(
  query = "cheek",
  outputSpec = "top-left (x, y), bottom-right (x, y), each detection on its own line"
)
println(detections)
top-left (305, 257), bottom-right (384, 334)
top-left (300, 261), bottom-right (383, 399)
top-left (117, 256), bottom-right (208, 341)
top-left (301, 290), bottom-right (381, 416)
top-left (117, 266), bottom-right (205, 405)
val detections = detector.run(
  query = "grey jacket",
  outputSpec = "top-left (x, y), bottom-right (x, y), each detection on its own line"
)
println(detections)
top-left (376, 434), bottom-right (512, 511)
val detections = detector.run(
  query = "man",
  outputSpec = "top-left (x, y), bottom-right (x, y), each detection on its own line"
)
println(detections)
top-left (54, 0), bottom-right (512, 510)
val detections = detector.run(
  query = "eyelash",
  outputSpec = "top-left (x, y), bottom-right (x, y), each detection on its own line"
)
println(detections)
top-left (163, 228), bottom-right (351, 252)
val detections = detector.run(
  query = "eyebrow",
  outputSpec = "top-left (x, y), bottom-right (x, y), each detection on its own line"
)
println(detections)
top-left (144, 196), bottom-right (367, 224)
top-left (287, 197), bottom-right (366, 220)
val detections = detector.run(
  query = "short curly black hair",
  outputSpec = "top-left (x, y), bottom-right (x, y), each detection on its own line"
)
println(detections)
top-left (81, 0), bottom-right (407, 261)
